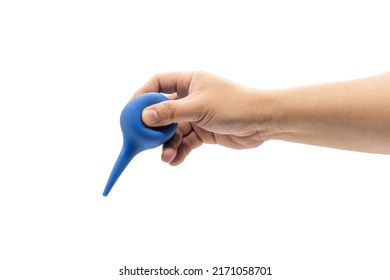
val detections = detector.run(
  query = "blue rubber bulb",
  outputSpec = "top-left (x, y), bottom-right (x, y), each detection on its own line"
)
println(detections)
top-left (103, 92), bottom-right (177, 196)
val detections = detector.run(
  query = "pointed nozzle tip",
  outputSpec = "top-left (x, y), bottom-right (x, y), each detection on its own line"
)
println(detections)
top-left (102, 185), bottom-right (112, 197)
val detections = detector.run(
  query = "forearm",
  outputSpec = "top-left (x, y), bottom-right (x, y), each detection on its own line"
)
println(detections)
top-left (264, 72), bottom-right (390, 154)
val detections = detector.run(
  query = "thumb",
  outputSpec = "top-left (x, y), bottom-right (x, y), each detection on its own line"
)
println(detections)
top-left (142, 100), bottom-right (199, 127)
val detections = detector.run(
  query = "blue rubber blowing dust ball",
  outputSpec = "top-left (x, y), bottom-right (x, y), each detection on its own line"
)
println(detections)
top-left (103, 92), bottom-right (178, 196)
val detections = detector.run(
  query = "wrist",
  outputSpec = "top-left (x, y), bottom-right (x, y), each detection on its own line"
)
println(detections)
top-left (250, 89), bottom-right (285, 142)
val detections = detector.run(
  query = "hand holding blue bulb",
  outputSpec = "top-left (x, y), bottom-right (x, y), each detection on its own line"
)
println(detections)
top-left (103, 92), bottom-right (178, 196)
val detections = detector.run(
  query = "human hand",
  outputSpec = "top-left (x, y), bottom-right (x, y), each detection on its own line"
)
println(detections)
top-left (133, 72), bottom-right (272, 165)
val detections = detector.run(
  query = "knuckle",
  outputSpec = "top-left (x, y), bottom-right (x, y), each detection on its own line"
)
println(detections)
top-left (181, 141), bottom-right (192, 158)
top-left (164, 102), bottom-right (176, 121)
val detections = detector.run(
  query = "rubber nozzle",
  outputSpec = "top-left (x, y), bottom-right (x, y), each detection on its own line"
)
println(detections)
top-left (103, 93), bottom-right (177, 196)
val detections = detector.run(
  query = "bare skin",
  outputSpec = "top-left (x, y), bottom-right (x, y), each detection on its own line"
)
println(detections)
top-left (133, 71), bottom-right (390, 165)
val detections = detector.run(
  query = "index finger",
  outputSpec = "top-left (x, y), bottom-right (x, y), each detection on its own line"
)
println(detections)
top-left (133, 72), bottom-right (194, 99)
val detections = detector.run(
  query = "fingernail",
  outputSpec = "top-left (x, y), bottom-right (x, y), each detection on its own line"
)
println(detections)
top-left (142, 108), bottom-right (158, 125)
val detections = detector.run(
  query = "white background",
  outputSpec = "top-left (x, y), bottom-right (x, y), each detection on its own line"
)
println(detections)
top-left (1, 1), bottom-right (389, 279)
